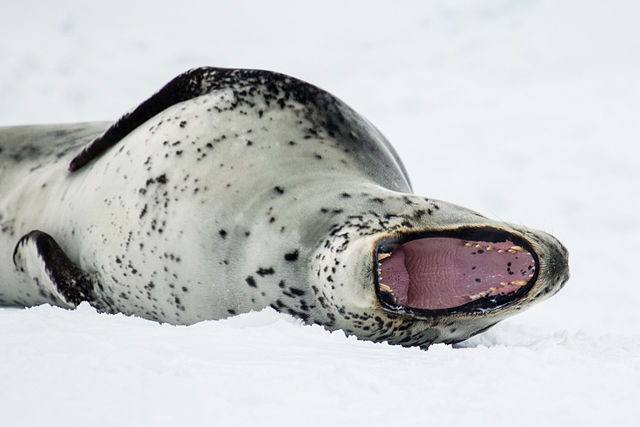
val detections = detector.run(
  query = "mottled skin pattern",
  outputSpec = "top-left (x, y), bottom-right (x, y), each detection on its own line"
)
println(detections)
top-left (0, 68), bottom-right (569, 348)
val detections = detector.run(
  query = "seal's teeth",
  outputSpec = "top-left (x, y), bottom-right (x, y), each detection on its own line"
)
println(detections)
top-left (510, 245), bottom-right (525, 252)
top-left (377, 253), bottom-right (391, 261)
top-left (500, 281), bottom-right (510, 287)
top-left (528, 274), bottom-right (534, 278)
top-left (498, 249), bottom-right (505, 253)
top-left (379, 283), bottom-right (393, 294)
top-left (475, 244), bottom-right (482, 249)
top-left (465, 242), bottom-right (473, 247)
top-left (486, 246), bottom-right (493, 251)
top-left (489, 287), bottom-right (497, 292)
top-left (508, 249), bottom-right (517, 254)
top-left (511, 280), bottom-right (527, 286)
top-left (469, 291), bottom-right (488, 301)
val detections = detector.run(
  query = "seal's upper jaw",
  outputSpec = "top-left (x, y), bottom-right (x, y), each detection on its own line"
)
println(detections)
top-left (373, 227), bottom-right (543, 316)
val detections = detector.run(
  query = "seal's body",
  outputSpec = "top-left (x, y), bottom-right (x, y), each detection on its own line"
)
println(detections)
top-left (0, 68), bottom-right (568, 347)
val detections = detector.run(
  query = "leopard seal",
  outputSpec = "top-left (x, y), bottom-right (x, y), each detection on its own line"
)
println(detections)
top-left (0, 67), bottom-right (569, 348)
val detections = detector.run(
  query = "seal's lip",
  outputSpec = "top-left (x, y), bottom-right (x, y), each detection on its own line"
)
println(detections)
top-left (373, 226), bottom-right (540, 317)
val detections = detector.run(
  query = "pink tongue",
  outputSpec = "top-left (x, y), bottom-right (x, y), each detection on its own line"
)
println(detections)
top-left (378, 237), bottom-right (535, 310)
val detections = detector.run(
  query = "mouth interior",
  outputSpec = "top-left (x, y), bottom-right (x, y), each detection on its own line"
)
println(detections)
top-left (377, 235), bottom-right (536, 311)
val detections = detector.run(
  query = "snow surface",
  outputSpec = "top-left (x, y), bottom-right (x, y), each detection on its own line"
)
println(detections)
top-left (1, 1), bottom-right (639, 426)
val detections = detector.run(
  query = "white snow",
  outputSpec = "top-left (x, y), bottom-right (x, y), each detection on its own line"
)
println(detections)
top-left (1, 1), bottom-right (639, 426)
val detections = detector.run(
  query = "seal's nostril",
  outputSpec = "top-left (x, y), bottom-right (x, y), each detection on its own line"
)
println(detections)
top-left (559, 272), bottom-right (569, 287)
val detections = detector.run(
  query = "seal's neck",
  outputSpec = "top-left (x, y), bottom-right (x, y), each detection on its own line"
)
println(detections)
top-left (300, 184), bottom-right (435, 326)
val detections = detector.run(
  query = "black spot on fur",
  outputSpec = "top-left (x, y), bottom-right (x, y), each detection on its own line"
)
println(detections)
top-left (257, 267), bottom-right (274, 277)
top-left (284, 250), bottom-right (299, 262)
top-left (139, 204), bottom-right (148, 219)
top-left (219, 229), bottom-right (227, 239)
top-left (245, 276), bottom-right (257, 287)
top-left (290, 287), bottom-right (305, 296)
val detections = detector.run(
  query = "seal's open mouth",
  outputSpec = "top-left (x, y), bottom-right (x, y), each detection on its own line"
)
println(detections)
top-left (375, 228), bottom-right (538, 315)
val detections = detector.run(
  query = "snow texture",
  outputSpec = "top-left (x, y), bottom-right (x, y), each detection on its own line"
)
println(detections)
top-left (1, 1), bottom-right (639, 426)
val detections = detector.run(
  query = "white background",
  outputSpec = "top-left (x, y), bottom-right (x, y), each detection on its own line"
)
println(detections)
top-left (1, 1), bottom-right (639, 426)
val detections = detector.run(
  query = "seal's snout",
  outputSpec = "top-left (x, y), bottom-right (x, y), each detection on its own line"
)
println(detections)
top-left (548, 258), bottom-right (569, 299)
top-left (560, 270), bottom-right (570, 287)
top-left (548, 233), bottom-right (569, 281)
top-left (530, 230), bottom-right (569, 298)
top-left (552, 246), bottom-right (570, 289)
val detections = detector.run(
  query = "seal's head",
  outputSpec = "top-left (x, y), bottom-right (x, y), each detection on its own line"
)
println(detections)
top-left (309, 193), bottom-right (569, 348)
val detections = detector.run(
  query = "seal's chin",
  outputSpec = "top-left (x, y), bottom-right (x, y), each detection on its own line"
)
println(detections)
top-left (374, 227), bottom-right (539, 315)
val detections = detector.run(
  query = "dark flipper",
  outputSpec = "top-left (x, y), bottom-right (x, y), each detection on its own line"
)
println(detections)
top-left (68, 67), bottom-right (221, 171)
top-left (69, 66), bottom-right (327, 172)
top-left (13, 230), bottom-right (96, 307)
top-left (68, 66), bottom-right (413, 191)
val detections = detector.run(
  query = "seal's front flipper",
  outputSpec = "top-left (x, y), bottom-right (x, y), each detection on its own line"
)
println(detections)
top-left (13, 231), bottom-right (95, 308)
top-left (69, 67), bottom-right (231, 172)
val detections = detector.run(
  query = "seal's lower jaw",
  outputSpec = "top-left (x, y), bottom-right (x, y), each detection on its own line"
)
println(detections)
top-left (374, 227), bottom-right (539, 316)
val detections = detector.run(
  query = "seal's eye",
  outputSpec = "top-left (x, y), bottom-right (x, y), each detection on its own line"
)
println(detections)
top-left (374, 229), bottom-right (538, 314)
